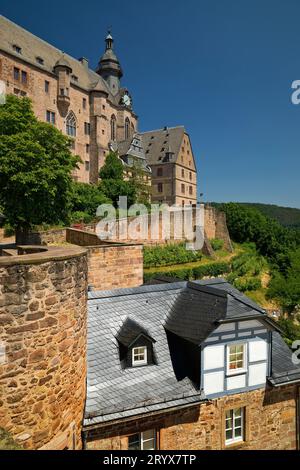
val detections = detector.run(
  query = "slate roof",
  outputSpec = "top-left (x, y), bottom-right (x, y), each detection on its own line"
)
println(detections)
top-left (141, 126), bottom-right (186, 165)
top-left (84, 278), bottom-right (300, 428)
top-left (0, 15), bottom-right (110, 95)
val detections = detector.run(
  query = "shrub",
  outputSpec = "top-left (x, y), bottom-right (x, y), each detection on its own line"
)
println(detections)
top-left (233, 277), bottom-right (262, 292)
top-left (144, 261), bottom-right (231, 283)
top-left (70, 211), bottom-right (94, 224)
top-left (210, 238), bottom-right (224, 251)
top-left (143, 243), bottom-right (202, 268)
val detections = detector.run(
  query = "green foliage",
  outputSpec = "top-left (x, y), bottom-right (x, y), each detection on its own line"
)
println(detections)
top-left (210, 238), bottom-right (224, 251)
top-left (128, 161), bottom-right (151, 206)
top-left (226, 246), bottom-right (266, 292)
top-left (70, 182), bottom-right (110, 217)
top-left (70, 211), bottom-right (94, 224)
top-left (239, 203), bottom-right (300, 229)
top-left (143, 243), bottom-right (202, 268)
top-left (232, 277), bottom-right (262, 292)
top-left (0, 428), bottom-right (22, 450)
top-left (0, 95), bottom-right (79, 236)
top-left (144, 261), bottom-right (231, 283)
top-left (276, 317), bottom-right (300, 346)
top-left (267, 248), bottom-right (300, 313)
top-left (99, 151), bottom-right (137, 207)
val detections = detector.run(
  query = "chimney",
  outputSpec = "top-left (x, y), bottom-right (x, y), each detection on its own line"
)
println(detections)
top-left (79, 57), bottom-right (89, 68)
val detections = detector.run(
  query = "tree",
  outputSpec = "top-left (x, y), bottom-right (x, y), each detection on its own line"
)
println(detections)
top-left (0, 95), bottom-right (79, 243)
top-left (70, 182), bottom-right (111, 217)
top-left (99, 151), bottom-right (137, 207)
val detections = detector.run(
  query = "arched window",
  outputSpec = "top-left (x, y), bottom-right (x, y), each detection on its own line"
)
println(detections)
top-left (66, 112), bottom-right (76, 137)
top-left (125, 117), bottom-right (130, 140)
top-left (111, 114), bottom-right (116, 141)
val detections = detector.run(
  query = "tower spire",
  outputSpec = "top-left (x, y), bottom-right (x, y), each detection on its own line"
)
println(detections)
top-left (96, 30), bottom-right (123, 94)
top-left (105, 29), bottom-right (113, 50)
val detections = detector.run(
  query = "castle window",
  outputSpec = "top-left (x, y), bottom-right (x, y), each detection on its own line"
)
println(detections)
top-left (45, 81), bottom-right (49, 93)
top-left (189, 172), bottom-right (192, 180)
top-left (84, 122), bottom-right (91, 135)
top-left (13, 44), bottom-right (22, 54)
top-left (85, 161), bottom-right (90, 172)
top-left (132, 346), bottom-right (147, 366)
top-left (21, 71), bottom-right (27, 84)
top-left (158, 183), bottom-right (163, 193)
top-left (71, 75), bottom-right (78, 83)
top-left (14, 67), bottom-right (20, 81)
top-left (66, 112), bottom-right (77, 137)
top-left (125, 117), bottom-right (130, 140)
top-left (46, 110), bottom-right (55, 125)
top-left (110, 115), bottom-right (116, 141)
top-left (189, 186), bottom-right (193, 195)
top-left (83, 98), bottom-right (87, 109)
top-left (181, 169), bottom-right (185, 178)
top-left (36, 56), bottom-right (44, 65)
top-left (225, 408), bottom-right (244, 446)
top-left (157, 168), bottom-right (163, 177)
top-left (128, 430), bottom-right (157, 450)
top-left (86, 144), bottom-right (90, 153)
top-left (181, 184), bottom-right (185, 194)
top-left (227, 344), bottom-right (246, 375)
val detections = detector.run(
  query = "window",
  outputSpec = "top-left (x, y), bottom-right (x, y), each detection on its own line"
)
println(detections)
top-left (13, 44), bottom-right (22, 54)
top-left (14, 67), bottom-right (20, 81)
top-left (158, 183), bottom-right (163, 193)
top-left (36, 56), bottom-right (44, 65)
top-left (227, 344), bottom-right (246, 375)
top-left (132, 346), bottom-right (147, 366)
top-left (21, 71), bottom-right (27, 84)
top-left (157, 168), bottom-right (163, 177)
top-left (189, 186), bottom-right (193, 195)
top-left (110, 115), bottom-right (116, 141)
top-left (45, 81), bottom-right (49, 93)
top-left (125, 117), bottom-right (130, 140)
top-left (83, 98), bottom-right (87, 109)
top-left (71, 74), bottom-right (78, 83)
top-left (189, 172), bottom-right (192, 181)
top-left (14, 88), bottom-right (26, 97)
top-left (225, 408), bottom-right (244, 445)
top-left (66, 112), bottom-right (76, 137)
top-left (181, 184), bottom-right (185, 194)
top-left (86, 144), bottom-right (90, 153)
top-left (181, 169), bottom-right (185, 178)
top-left (46, 110), bottom-right (55, 125)
top-left (84, 122), bottom-right (91, 135)
top-left (128, 430), bottom-right (156, 450)
top-left (85, 161), bottom-right (90, 171)
top-left (161, 147), bottom-right (165, 152)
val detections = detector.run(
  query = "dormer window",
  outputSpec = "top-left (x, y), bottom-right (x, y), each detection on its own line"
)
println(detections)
top-left (13, 44), bottom-right (22, 54)
top-left (36, 56), bottom-right (44, 65)
top-left (71, 75), bottom-right (78, 83)
top-left (132, 346), bottom-right (147, 366)
top-left (227, 343), bottom-right (247, 375)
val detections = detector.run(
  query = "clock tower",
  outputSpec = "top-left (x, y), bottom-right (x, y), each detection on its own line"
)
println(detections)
top-left (96, 31), bottom-right (123, 95)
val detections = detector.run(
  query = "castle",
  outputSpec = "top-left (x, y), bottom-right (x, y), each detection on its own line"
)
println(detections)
top-left (0, 15), bottom-right (197, 206)
top-left (0, 15), bottom-right (300, 451)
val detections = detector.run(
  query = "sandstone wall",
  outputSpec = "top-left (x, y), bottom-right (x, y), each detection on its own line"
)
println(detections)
top-left (0, 247), bottom-right (88, 450)
top-left (85, 385), bottom-right (298, 450)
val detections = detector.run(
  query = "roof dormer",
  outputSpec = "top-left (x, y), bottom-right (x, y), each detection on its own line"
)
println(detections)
top-left (116, 318), bottom-right (156, 369)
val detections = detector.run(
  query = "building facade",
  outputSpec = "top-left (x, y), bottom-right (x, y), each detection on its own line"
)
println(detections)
top-left (0, 15), bottom-right (138, 184)
top-left (141, 127), bottom-right (197, 206)
top-left (83, 279), bottom-right (300, 450)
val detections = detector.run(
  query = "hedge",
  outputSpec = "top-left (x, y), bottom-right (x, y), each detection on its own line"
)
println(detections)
top-left (144, 261), bottom-right (231, 283)
top-left (143, 243), bottom-right (202, 268)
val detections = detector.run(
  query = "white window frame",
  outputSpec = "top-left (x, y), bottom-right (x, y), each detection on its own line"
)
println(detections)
top-left (132, 346), bottom-right (147, 366)
top-left (225, 407), bottom-right (244, 446)
top-left (226, 343), bottom-right (247, 376)
top-left (128, 430), bottom-right (156, 450)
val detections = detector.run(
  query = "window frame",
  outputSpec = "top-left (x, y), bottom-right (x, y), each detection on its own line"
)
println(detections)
top-left (46, 110), bottom-right (55, 125)
top-left (132, 346), bottom-right (147, 367)
top-left (225, 407), bottom-right (244, 446)
top-left (226, 343), bottom-right (247, 376)
top-left (128, 429), bottom-right (156, 450)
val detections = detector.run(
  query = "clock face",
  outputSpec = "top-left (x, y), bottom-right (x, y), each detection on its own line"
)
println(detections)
top-left (122, 94), bottom-right (131, 107)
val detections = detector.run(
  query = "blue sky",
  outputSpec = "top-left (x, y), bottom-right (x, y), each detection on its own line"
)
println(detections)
top-left (2, 0), bottom-right (300, 208)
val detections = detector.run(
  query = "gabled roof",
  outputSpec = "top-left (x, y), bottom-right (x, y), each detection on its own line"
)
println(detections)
top-left (0, 15), bottom-right (110, 94)
top-left (141, 126), bottom-right (185, 165)
top-left (84, 278), bottom-right (300, 428)
top-left (116, 317), bottom-right (155, 348)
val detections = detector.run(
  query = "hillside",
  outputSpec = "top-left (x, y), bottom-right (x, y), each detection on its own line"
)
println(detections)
top-left (212, 202), bottom-right (300, 228)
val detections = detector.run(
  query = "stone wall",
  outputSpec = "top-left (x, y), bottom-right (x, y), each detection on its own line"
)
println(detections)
top-left (85, 385), bottom-right (298, 450)
top-left (0, 247), bottom-right (88, 450)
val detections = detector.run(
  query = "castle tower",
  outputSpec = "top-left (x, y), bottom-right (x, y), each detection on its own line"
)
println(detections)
top-left (96, 31), bottom-right (123, 95)
top-left (0, 246), bottom-right (88, 449)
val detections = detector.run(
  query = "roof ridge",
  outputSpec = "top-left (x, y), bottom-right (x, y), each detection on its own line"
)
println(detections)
top-left (141, 126), bottom-right (185, 134)
top-left (88, 282), bottom-right (186, 301)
